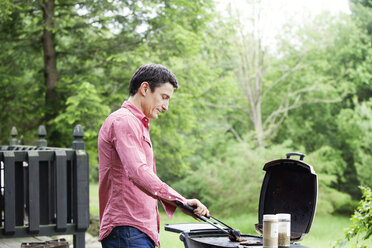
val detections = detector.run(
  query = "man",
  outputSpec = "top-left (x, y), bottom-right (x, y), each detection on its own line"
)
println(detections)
top-left (98, 63), bottom-right (209, 248)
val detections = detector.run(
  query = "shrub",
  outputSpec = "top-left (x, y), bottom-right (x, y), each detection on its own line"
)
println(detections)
top-left (333, 186), bottom-right (372, 248)
top-left (173, 141), bottom-right (293, 216)
top-left (307, 146), bottom-right (357, 215)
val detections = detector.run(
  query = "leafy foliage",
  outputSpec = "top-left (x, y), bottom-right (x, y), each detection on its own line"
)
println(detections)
top-left (173, 142), bottom-right (292, 216)
top-left (273, 12), bottom-right (372, 200)
top-left (0, 0), bottom-right (371, 218)
top-left (306, 147), bottom-right (358, 215)
top-left (333, 186), bottom-right (372, 248)
top-left (51, 82), bottom-right (110, 181)
top-left (336, 100), bottom-right (372, 189)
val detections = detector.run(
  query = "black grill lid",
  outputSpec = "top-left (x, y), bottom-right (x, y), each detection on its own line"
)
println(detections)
top-left (256, 152), bottom-right (318, 241)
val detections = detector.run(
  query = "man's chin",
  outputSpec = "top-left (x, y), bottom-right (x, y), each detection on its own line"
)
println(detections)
top-left (152, 112), bottom-right (161, 119)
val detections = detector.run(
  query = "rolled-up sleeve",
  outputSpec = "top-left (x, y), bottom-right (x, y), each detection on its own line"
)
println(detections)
top-left (111, 116), bottom-right (187, 216)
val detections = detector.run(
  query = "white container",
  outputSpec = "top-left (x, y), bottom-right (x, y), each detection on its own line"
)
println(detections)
top-left (277, 214), bottom-right (291, 248)
top-left (263, 214), bottom-right (278, 248)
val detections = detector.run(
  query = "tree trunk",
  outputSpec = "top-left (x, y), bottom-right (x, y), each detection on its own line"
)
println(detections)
top-left (238, 36), bottom-right (265, 147)
top-left (42, 0), bottom-right (58, 124)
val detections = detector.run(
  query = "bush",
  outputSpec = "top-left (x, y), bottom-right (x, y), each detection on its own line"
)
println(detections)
top-left (333, 186), bottom-right (372, 248)
top-left (87, 214), bottom-right (100, 237)
top-left (173, 141), bottom-right (356, 217)
top-left (173, 141), bottom-right (293, 216)
top-left (307, 146), bottom-right (357, 215)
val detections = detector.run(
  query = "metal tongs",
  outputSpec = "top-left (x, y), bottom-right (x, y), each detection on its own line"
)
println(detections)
top-left (175, 200), bottom-right (245, 242)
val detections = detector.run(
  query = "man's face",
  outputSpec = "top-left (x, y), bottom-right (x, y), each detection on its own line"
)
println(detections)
top-left (142, 82), bottom-right (174, 119)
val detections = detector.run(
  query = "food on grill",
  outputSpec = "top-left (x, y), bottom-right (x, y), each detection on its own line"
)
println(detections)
top-left (227, 229), bottom-right (246, 242)
top-left (228, 234), bottom-right (247, 242)
top-left (239, 239), bottom-right (262, 245)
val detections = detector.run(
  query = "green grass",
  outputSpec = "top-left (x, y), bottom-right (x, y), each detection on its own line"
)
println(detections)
top-left (90, 183), bottom-right (99, 217)
top-left (301, 214), bottom-right (372, 248)
top-left (90, 184), bottom-right (372, 248)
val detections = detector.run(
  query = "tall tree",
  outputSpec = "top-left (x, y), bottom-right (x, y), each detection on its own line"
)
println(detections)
top-left (223, 1), bottom-right (341, 147)
top-left (0, 0), bottom-right (221, 184)
top-left (43, 0), bottom-right (58, 123)
top-left (0, 0), bottom-right (214, 144)
top-left (274, 12), bottom-right (372, 198)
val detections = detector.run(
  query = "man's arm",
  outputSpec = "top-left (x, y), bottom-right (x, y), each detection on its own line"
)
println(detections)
top-left (112, 116), bottom-right (209, 217)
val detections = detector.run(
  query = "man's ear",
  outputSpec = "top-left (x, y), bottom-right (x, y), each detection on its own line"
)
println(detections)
top-left (139, 82), bottom-right (150, 96)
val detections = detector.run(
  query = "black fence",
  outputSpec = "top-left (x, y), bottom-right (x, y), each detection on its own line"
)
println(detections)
top-left (0, 125), bottom-right (89, 247)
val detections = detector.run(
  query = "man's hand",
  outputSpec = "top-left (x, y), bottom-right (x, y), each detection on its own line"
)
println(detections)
top-left (184, 199), bottom-right (209, 218)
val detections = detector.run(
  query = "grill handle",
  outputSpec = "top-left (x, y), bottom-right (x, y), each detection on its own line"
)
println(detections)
top-left (286, 152), bottom-right (305, 161)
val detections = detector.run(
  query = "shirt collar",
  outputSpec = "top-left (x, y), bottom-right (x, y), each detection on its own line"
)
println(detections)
top-left (121, 100), bottom-right (150, 128)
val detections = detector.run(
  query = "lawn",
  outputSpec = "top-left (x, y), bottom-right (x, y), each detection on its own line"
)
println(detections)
top-left (89, 184), bottom-right (372, 248)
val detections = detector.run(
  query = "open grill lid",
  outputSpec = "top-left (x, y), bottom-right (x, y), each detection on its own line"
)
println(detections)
top-left (256, 152), bottom-right (318, 241)
top-left (165, 152), bottom-right (318, 243)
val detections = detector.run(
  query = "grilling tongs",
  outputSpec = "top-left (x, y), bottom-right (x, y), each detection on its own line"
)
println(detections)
top-left (174, 200), bottom-right (246, 242)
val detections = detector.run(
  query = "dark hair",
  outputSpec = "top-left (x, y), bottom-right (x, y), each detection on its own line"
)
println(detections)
top-left (129, 63), bottom-right (178, 96)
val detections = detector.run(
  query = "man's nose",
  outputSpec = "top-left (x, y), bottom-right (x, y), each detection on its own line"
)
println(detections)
top-left (162, 101), bottom-right (169, 111)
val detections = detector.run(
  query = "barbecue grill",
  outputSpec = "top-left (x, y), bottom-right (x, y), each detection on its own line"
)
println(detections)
top-left (165, 153), bottom-right (317, 248)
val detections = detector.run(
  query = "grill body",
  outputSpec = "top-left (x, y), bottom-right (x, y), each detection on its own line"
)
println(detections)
top-left (165, 153), bottom-right (317, 248)
top-left (165, 223), bottom-right (310, 248)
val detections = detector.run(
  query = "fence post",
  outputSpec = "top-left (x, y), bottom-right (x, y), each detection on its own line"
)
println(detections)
top-left (72, 124), bottom-right (89, 248)
top-left (36, 125), bottom-right (47, 147)
top-left (55, 150), bottom-right (67, 231)
top-left (9, 126), bottom-right (18, 146)
top-left (28, 150), bottom-right (40, 233)
top-left (72, 125), bottom-right (84, 150)
top-left (3, 151), bottom-right (16, 234)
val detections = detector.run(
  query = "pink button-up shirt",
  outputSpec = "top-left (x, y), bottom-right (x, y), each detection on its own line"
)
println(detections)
top-left (98, 101), bottom-right (187, 247)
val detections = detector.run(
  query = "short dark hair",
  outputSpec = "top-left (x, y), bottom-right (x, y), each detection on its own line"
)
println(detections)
top-left (129, 63), bottom-right (178, 96)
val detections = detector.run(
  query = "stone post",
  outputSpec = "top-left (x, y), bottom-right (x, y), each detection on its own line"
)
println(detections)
top-left (9, 126), bottom-right (18, 146)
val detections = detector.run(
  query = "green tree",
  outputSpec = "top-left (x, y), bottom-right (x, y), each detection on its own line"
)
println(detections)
top-left (336, 100), bottom-right (372, 189)
top-left (273, 12), bottom-right (372, 199)
top-left (51, 82), bottom-right (110, 181)
top-left (216, 1), bottom-right (343, 147)
top-left (0, 0), bottom-right (226, 184)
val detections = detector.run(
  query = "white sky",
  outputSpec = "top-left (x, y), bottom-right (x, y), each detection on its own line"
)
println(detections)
top-left (216, 0), bottom-right (351, 50)
top-left (217, 0), bottom-right (351, 21)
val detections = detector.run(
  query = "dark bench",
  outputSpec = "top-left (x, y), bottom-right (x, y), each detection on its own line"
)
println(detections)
top-left (0, 125), bottom-right (89, 247)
